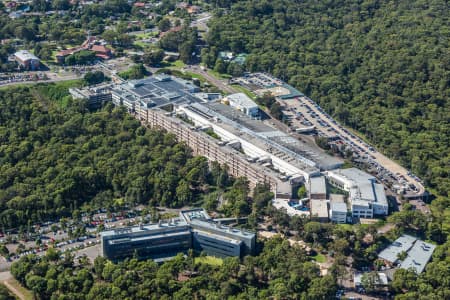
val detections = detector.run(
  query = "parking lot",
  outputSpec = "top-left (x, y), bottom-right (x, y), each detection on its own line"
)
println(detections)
top-left (232, 73), bottom-right (426, 201)
top-left (0, 205), bottom-right (192, 271)
top-left (278, 96), bottom-right (425, 200)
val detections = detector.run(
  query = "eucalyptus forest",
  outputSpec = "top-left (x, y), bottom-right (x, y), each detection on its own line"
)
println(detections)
top-left (204, 0), bottom-right (450, 198)
top-left (1, 0), bottom-right (449, 299)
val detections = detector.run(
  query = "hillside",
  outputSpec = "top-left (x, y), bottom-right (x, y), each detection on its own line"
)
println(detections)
top-left (205, 0), bottom-right (450, 198)
top-left (0, 86), bottom-right (231, 229)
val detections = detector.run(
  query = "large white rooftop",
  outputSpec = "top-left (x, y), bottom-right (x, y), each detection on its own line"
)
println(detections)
top-left (225, 93), bottom-right (258, 109)
top-left (14, 50), bottom-right (39, 61)
top-left (328, 168), bottom-right (387, 209)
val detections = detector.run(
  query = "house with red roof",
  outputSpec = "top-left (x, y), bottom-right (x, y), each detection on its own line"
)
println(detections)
top-left (56, 36), bottom-right (112, 64)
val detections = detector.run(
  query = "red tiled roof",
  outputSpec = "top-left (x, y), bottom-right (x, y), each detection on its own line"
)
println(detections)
top-left (159, 26), bottom-right (183, 38)
top-left (56, 47), bottom-right (82, 57)
top-left (90, 44), bottom-right (111, 54)
top-left (95, 53), bottom-right (111, 60)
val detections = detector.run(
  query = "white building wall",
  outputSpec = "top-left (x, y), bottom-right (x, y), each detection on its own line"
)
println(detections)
top-left (330, 210), bottom-right (346, 223)
top-left (351, 203), bottom-right (373, 218)
top-left (373, 203), bottom-right (388, 215)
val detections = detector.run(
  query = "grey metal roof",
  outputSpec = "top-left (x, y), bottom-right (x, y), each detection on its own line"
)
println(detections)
top-left (15, 50), bottom-right (39, 61)
top-left (199, 102), bottom-right (341, 172)
top-left (329, 168), bottom-right (388, 207)
top-left (310, 176), bottom-right (326, 194)
top-left (225, 93), bottom-right (258, 109)
top-left (378, 235), bottom-right (417, 263)
top-left (333, 168), bottom-right (375, 183)
top-left (100, 218), bottom-right (189, 237)
top-left (189, 219), bottom-right (254, 241)
top-left (310, 200), bottom-right (329, 218)
top-left (194, 230), bottom-right (242, 245)
top-left (373, 183), bottom-right (387, 205)
top-left (108, 229), bottom-right (191, 245)
top-left (112, 75), bottom-right (201, 109)
top-left (399, 240), bottom-right (436, 274)
top-left (330, 202), bottom-right (347, 213)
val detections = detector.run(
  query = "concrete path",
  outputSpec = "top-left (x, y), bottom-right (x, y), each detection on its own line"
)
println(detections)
top-left (0, 271), bottom-right (28, 300)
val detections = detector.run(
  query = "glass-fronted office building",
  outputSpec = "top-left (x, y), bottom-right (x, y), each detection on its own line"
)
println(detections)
top-left (101, 209), bottom-right (256, 261)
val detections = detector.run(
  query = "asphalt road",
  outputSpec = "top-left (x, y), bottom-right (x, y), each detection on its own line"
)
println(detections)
top-left (184, 65), bottom-right (238, 94)
top-left (0, 74), bottom-right (81, 87)
top-left (191, 12), bottom-right (212, 32)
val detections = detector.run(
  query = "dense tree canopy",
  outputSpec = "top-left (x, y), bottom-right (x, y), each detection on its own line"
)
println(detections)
top-left (0, 86), bottom-right (228, 229)
top-left (205, 0), bottom-right (450, 198)
top-left (11, 236), bottom-right (337, 299)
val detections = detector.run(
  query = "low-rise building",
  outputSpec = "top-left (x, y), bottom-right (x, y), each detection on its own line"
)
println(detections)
top-left (14, 50), bottom-right (40, 70)
top-left (378, 234), bottom-right (436, 274)
top-left (310, 199), bottom-right (329, 221)
top-left (399, 240), bottom-right (436, 274)
top-left (56, 36), bottom-right (112, 63)
top-left (90, 44), bottom-right (112, 60)
top-left (309, 176), bottom-right (327, 200)
top-left (222, 93), bottom-right (259, 117)
top-left (326, 168), bottom-right (388, 218)
top-left (330, 202), bottom-right (347, 223)
top-left (354, 272), bottom-right (388, 288)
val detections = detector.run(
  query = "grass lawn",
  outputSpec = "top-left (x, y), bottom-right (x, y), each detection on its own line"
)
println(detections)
top-left (184, 71), bottom-right (206, 83)
top-left (48, 50), bottom-right (59, 63)
top-left (0, 78), bottom-right (82, 91)
top-left (134, 32), bottom-right (153, 39)
top-left (133, 40), bottom-right (150, 49)
top-left (207, 69), bottom-right (232, 79)
top-left (160, 212), bottom-right (179, 219)
top-left (311, 253), bottom-right (327, 263)
top-left (337, 224), bottom-right (353, 231)
top-left (231, 84), bottom-right (257, 100)
top-left (4, 278), bottom-right (34, 300)
top-left (169, 60), bottom-right (186, 69)
top-left (195, 256), bottom-right (223, 266)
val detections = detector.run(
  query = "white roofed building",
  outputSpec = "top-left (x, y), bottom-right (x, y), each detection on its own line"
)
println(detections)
top-left (330, 202), bottom-right (347, 223)
top-left (354, 272), bottom-right (388, 288)
top-left (14, 50), bottom-right (40, 70)
top-left (309, 176), bottom-right (327, 200)
top-left (222, 93), bottom-right (259, 117)
top-left (326, 168), bottom-right (388, 218)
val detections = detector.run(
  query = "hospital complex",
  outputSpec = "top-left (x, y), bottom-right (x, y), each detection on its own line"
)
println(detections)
top-left (71, 73), bottom-right (389, 226)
